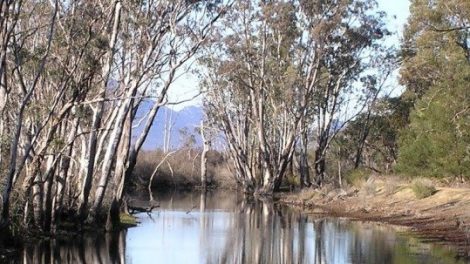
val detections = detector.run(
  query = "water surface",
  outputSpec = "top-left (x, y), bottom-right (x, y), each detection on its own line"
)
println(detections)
top-left (5, 190), bottom-right (468, 263)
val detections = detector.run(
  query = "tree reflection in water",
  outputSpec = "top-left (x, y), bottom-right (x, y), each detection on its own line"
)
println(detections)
top-left (7, 191), bottom-right (465, 264)
top-left (214, 199), bottom-right (324, 263)
top-left (195, 192), bottom-right (463, 264)
top-left (14, 231), bottom-right (126, 264)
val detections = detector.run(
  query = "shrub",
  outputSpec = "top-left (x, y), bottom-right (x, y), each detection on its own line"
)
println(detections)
top-left (120, 213), bottom-right (138, 227)
top-left (345, 168), bottom-right (370, 187)
top-left (396, 78), bottom-right (470, 179)
top-left (411, 178), bottom-right (437, 199)
top-left (285, 175), bottom-right (300, 187)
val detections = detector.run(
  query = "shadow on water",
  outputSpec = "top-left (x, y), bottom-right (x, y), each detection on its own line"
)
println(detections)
top-left (4, 190), bottom-right (469, 263)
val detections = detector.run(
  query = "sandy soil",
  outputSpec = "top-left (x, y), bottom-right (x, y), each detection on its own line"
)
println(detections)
top-left (278, 176), bottom-right (470, 257)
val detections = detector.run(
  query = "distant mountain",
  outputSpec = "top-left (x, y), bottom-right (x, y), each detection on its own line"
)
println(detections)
top-left (132, 101), bottom-right (204, 150)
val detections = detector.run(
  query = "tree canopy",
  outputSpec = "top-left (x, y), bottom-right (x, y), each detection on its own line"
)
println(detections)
top-left (397, 0), bottom-right (470, 178)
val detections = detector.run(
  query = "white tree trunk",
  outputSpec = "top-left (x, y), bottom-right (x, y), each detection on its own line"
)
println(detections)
top-left (200, 120), bottom-right (209, 188)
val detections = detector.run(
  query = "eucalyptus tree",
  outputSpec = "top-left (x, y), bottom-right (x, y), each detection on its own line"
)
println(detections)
top-left (0, 0), bottom-right (228, 232)
top-left (303, 1), bottom-right (392, 186)
top-left (95, 0), bottom-right (228, 228)
top-left (203, 0), bottom-right (390, 193)
top-left (115, 0), bottom-right (227, 203)
top-left (0, 0), bottom-right (24, 226)
top-left (0, 0), bottom-right (71, 229)
top-left (1, 0), bottom-right (129, 231)
top-left (203, 0), bottom-right (304, 193)
top-left (0, 0), bottom-right (22, 168)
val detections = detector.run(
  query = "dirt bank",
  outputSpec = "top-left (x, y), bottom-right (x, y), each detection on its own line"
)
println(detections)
top-left (278, 176), bottom-right (470, 257)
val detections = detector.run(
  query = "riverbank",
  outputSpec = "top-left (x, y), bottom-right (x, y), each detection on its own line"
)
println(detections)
top-left (6, 189), bottom-right (460, 263)
top-left (0, 207), bottom-right (140, 261)
top-left (278, 176), bottom-right (470, 257)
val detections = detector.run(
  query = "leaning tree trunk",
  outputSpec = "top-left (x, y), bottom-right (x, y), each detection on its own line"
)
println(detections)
top-left (89, 84), bottom-right (137, 222)
top-left (77, 1), bottom-right (122, 222)
top-left (106, 109), bottom-right (132, 231)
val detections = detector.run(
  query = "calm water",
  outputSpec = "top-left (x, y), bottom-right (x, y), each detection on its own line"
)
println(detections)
top-left (4, 191), bottom-right (468, 264)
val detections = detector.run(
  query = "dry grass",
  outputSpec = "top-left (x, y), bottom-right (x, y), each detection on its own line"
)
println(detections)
top-left (133, 148), bottom-right (236, 189)
top-left (363, 178), bottom-right (377, 195)
top-left (298, 188), bottom-right (319, 201)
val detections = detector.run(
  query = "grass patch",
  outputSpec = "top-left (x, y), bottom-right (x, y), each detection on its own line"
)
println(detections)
top-left (411, 179), bottom-right (437, 199)
top-left (346, 168), bottom-right (370, 187)
top-left (384, 182), bottom-right (400, 195)
top-left (120, 213), bottom-right (138, 227)
top-left (285, 175), bottom-right (300, 187)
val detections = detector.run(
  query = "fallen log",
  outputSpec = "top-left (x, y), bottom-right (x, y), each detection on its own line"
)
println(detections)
top-left (128, 204), bottom-right (159, 214)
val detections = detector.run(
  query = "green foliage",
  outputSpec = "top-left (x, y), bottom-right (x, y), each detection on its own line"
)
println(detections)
top-left (400, 0), bottom-right (470, 102)
top-left (397, 0), bottom-right (470, 178)
top-left (119, 213), bottom-right (138, 227)
top-left (396, 77), bottom-right (470, 177)
top-left (346, 168), bottom-right (370, 187)
top-left (411, 179), bottom-right (437, 199)
top-left (285, 174), bottom-right (300, 187)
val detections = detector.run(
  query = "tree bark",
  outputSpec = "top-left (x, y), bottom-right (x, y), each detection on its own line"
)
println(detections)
top-left (314, 148), bottom-right (326, 187)
top-left (299, 122), bottom-right (311, 188)
top-left (200, 121), bottom-right (209, 189)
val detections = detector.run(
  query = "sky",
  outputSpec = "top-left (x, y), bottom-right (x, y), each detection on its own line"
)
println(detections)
top-left (167, 0), bottom-right (411, 111)
top-left (378, 0), bottom-right (411, 30)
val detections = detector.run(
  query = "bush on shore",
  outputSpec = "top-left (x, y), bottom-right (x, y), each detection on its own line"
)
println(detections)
top-left (411, 178), bottom-right (437, 199)
top-left (345, 168), bottom-right (370, 188)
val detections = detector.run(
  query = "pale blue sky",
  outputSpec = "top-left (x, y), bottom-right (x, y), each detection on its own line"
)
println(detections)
top-left (167, 0), bottom-right (411, 110)
top-left (377, 0), bottom-right (411, 44)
